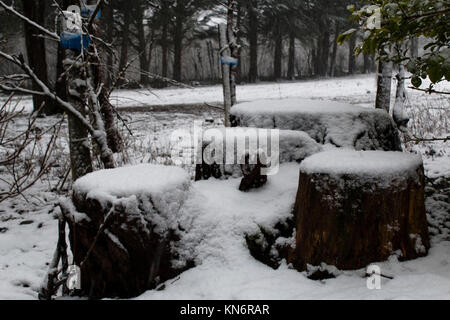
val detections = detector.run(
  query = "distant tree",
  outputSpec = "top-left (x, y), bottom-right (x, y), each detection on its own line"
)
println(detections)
top-left (21, 0), bottom-right (59, 115)
top-left (339, 0), bottom-right (450, 94)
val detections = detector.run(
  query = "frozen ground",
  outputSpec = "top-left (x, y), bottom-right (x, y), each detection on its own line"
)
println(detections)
top-left (0, 74), bottom-right (448, 299)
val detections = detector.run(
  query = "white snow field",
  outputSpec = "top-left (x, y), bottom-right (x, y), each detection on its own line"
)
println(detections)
top-left (0, 74), bottom-right (449, 299)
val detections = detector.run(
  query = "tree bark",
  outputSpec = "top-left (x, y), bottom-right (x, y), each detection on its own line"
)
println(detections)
top-left (247, 0), bottom-right (258, 83)
top-left (319, 28), bottom-right (330, 77)
top-left (348, 33), bottom-right (356, 75)
top-left (289, 154), bottom-right (430, 271)
top-left (410, 37), bottom-right (419, 58)
top-left (219, 24), bottom-right (232, 127)
top-left (172, 4), bottom-right (184, 82)
top-left (287, 32), bottom-right (296, 80)
top-left (273, 26), bottom-right (283, 80)
top-left (65, 52), bottom-right (93, 181)
top-left (329, 23), bottom-right (339, 77)
top-left (21, 0), bottom-right (57, 115)
top-left (375, 57), bottom-right (393, 112)
top-left (118, 7), bottom-right (131, 84)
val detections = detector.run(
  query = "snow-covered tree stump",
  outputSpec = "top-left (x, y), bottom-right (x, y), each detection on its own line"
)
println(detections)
top-left (195, 127), bottom-right (322, 181)
top-left (230, 98), bottom-right (402, 151)
top-left (289, 151), bottom-right (430, 271)
top-left (65, 164), bottom-right (192, 298)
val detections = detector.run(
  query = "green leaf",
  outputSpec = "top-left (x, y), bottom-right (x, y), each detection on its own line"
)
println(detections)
top-left (411, 76), bottom-right (422, 88)
top-left (427, 65), bottom-right (444, 83)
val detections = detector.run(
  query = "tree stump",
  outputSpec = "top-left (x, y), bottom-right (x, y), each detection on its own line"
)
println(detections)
top-left (195, 127), bottom-right (322, 181)
top-left (65, 164), bottom-right (192, 298)
top-left (289, 150), bottom-right (430, 271)
top-left (230, 98), bottom-right (402, 151)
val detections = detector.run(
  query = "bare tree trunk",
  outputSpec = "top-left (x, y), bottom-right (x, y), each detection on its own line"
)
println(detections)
top-left (319, 28), bottom-right (330, 76)
top-left (219, 24), bottom-right (232, 127)
top-left (375, 57), bottom-right (393, 113)
top-left (227, 0), bottom-right (239, 106)
top-left (348, 34), bottom-right (356, 75)
top-left (393, 61), bottom-right (409, 130)
top-left (273, 26), bottom-right (283, 80)
top-left (90, 2), bottom-right (123, 153)
top-left (329, 23), bottom-right (339, 76)
top-left (21, 0), bottom-right (57, 115)
top-left (104, 3), bottom-right (114, 88)
top-left (118, 8), bottom-right (131, 83)
top-left (410, 37), bottom-right (419, 58)
top-left (65, 52), bottom-right (93, 181)
top-left (363, 54), bottom-right (371, 74)
top-left (235, 1), bottom-right (242, 84)
top-left (247, 0), bottom-right (258, 83)
top-left (287, 32), bottom-right (296, 80)
top-left (172, 4), bottom-right (184, 82)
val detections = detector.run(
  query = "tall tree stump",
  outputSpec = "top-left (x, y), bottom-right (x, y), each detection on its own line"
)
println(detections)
top-left (289, 150), bottom-right (430, 271)
top-left (65, 164), bottom-right (192, 298)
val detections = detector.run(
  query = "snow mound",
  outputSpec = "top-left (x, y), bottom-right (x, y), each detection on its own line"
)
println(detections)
top-left (300, 150), bottom-right (423, 185)
top-left (230, 98), bottom-right (401, 151)
top-left (74, 164), bottom-right (190, 198)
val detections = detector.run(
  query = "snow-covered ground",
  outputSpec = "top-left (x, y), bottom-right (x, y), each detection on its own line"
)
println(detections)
top-left (0, 74), bottom-right (448, 300)
top-left (3, 74), bottom-right (447, 112)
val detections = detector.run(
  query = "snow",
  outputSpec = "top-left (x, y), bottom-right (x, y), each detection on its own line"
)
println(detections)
top-left (138, 163), bottom-right (450, 300)
top-left (72, 164), bottom-right (192, 235)
top-left (230, 98), bottom-right (400, 151)
top-left (73, 164), bottom-right (190, 199)
top-left (197, 127), bottom-right (322, 175)
top-left (299, 150), bottom-right (423, 182)
top-left (0, 74), bottom-right (449, 300)
top-left (231, 98), bottom-right (367, 115)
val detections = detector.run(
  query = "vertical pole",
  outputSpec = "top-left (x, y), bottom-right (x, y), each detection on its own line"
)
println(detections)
top-left (219, 24), bottom-right (232, 127)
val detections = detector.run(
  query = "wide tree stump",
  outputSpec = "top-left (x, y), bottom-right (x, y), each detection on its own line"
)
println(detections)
top-left (195, 127), bottom-right (322, 181)
top-left (289, 150), bottom-right (430, 271)
top-left (65, 164), bottom-right (192, 298)
top-left (230, 98), bottom-right (402, 151)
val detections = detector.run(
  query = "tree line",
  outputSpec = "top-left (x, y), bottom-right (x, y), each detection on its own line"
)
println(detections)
top-left (0, 1), bottom-right (374, 98)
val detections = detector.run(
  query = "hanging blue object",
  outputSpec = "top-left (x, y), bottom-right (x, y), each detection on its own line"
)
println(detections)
top-left (220, 56), bottom-right (239, 67)
top-left (60, 32), bottom-right (91, 51)
top-left (81, 5), bottom-right (101, 19)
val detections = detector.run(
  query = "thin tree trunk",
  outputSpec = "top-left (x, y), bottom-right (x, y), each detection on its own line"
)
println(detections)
top-left (22, 0), bottom-right (57, 115)
top-left (363, 54), bottom-right (371, 74)
top-left (247, 0), bottom-right (258, 83)
top-left (65, 51), bottom-right (93, 181)
top-left (375, 56), bottom-right (393, 113)
top-left (319, 27), bottom-right (330, 76)
top-left (172, 5), bottom-right (184, 82)
top-left (329, 23), bottom-right (339, 76)
top-left (273, 25), bottom-right (283, 80)
top-left (287, 32), bottom-right (296, 80)
top-left (219, 24), bottom-right (232, 127)
top-left (348, 34), bottom-right (356, 75)
top-left (118, 8), bottom-right (131, 83)
top-left (235, 1), bottom-right (242, 84)
top-left (410, 37), bottom-right (419, 58)
top-left (104, 3), bottom-right (114, 88)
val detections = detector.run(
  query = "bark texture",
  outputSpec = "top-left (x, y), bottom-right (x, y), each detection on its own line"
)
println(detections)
top-left (67, 183), bottom-right (192, 298)
top-left (375, 58), bottom-right (393, 112)
top-left (288, 162), bottom-right (430, 271)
